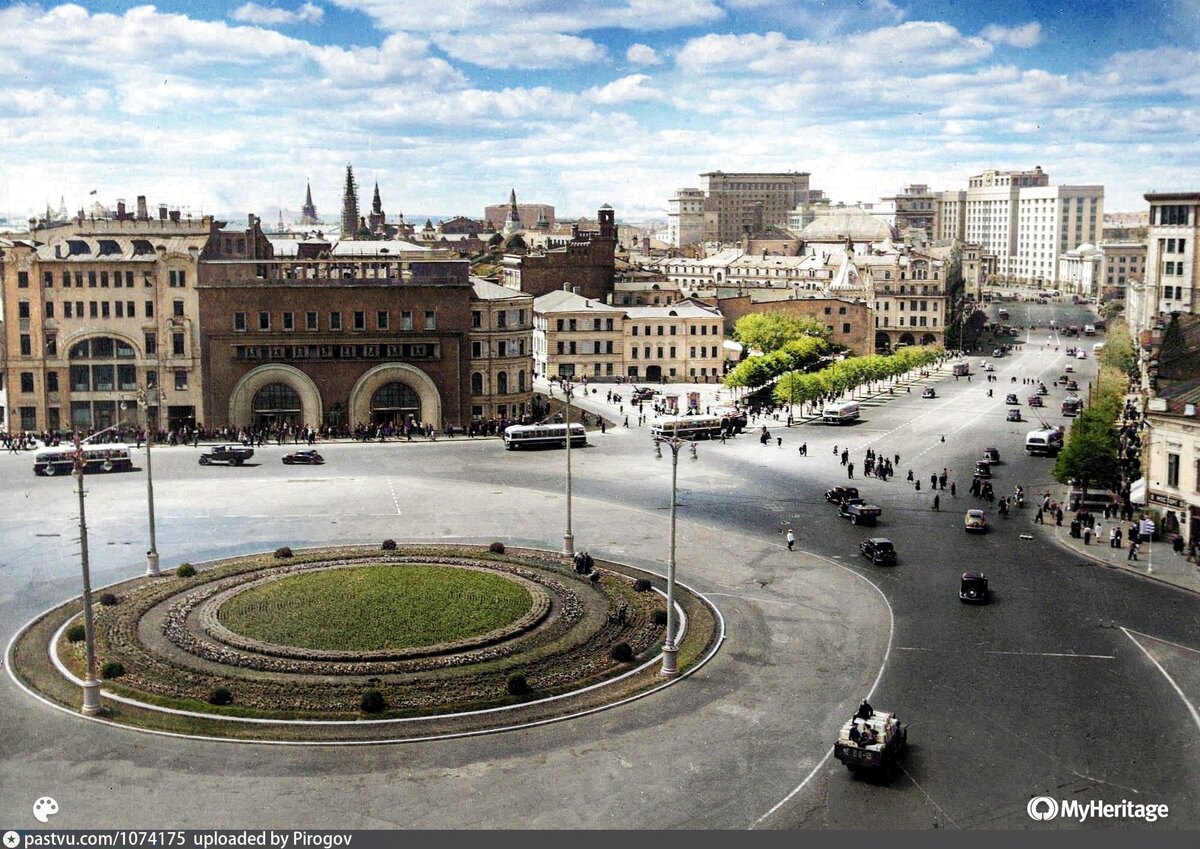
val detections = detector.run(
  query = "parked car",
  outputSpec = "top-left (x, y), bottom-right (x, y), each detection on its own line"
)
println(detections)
top-left (922, 387), bottom-right (937, 398)
top-left (840, 500), bottom-right (882, 526)
top-left (964, 509), bottom-right (988, 534)
top-left (825, 485), bottom-right (860, 505)
top-left (198, 445), bottom-right (254, 466)
top-left (859, 538), bottom-right (897, 565)
top-left (282, 450), bottom-right (325, 465)
top-left (1005, 393), bottom-right (1019, 405)
top-left (960, 572), bottom-right (990, 603)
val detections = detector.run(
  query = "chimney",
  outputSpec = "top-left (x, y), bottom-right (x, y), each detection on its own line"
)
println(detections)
top-left (573, 286), bottom-right (581, 295)
top-left (116, 199), bottom-right (127, 218)
top-left (136, 195), bottom-right (148, 220)
top-left (159, 204), bottom-right (168, 221)
top-left (563, 282), bottom-right (571, 291)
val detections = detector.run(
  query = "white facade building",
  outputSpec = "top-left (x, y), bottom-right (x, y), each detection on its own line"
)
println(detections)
top-left (1057, 243), bottom-right (1103, 297)
top-left (666, 188), bottom-right (707, 247)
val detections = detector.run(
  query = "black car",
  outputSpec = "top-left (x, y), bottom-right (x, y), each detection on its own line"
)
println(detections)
top-left (840, 500), bottom-right (881, 526)
top-left (282, 450), bottom-right (325, 465)
top-left (859, 538), bottom-right (897, 565)
top-left (1006, 409), bottom-right (1022, 422)
top-left (960, 571), bottom-right (989, 603)
top-left (1005, 393), bottom-right (1019, 405)
top-left (631, 386), bottom-right (655, 402)
top-left (825, 485), bottom-right (860, 505)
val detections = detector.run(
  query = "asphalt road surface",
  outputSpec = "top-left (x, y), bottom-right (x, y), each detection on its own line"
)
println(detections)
top-left (1, 299), bottom-right (1197, 830)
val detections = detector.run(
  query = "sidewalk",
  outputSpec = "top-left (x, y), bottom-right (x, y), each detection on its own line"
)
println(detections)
top-left (1039, 509), bottom-right (1200, 595)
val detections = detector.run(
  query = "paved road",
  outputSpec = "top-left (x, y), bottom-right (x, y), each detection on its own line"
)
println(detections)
top-left (2, 299), bottom-right (1198, 829)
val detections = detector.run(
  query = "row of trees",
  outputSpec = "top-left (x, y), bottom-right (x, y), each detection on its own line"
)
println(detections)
top-left (772, 346), bottom-right (944, 408)
top-left (723, 335), bottom-right (830, 391)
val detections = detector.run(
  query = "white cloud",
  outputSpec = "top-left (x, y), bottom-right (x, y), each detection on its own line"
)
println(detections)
top-left (626, 43), bottom-right (661, 65)
top-left (231, 3), bottom-right (325, 26)
top-left (586, 74), bottom-right (665, 104)
top-left (980, 22), bottom-right (1042, 48)
top-left (433, 31), bottom-right (606, 69)
top-left (329, 0), bottom-right (724, 33)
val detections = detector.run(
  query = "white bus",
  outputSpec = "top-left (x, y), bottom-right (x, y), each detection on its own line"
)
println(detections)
top-left (1025, 428), bottom-right (1064, 457)
top-left (951, 360), bottom-right (971, 376)
top-left (34, 443), bottom-right (134, 476)
top-left (503, 422), bottom-right (587, 450)
top-left (649, 414), bottom-right (726, 440)
top-left (822, 401), bottom-right (861, 424)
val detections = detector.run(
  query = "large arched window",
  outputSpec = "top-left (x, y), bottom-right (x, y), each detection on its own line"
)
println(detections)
top-left (370, 381), bottom-right (420, 424)
top-left (67, 336), bottom-right (141, 429)
top-left (470, 372), bottom-right (484, 395)
top-left (252, 382), bottom-right (302, 426)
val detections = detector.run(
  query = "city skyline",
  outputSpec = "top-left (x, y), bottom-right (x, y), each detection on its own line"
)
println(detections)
top-left (2, 0), bottom-right (1198, 221)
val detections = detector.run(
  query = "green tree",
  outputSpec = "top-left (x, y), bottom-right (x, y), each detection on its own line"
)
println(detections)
top-left (733, 312), bottom-right (828, 353)
top-left (1053, 413), bottom-right (1120, 495)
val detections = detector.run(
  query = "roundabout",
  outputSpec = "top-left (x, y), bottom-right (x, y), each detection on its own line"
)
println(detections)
top-left (8, 543), bottom-right (722, 743)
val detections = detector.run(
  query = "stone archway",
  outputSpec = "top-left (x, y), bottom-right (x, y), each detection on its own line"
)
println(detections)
top-left (898, 332), bottom-right (916, 346)
top-left (874, 331), bottom-right (892, 353)
top-left (349, 363), bottom-right (442, 427)
top-left (228, 364), bottom-right (323, 427)
top-left (920, 333), bottom-right (937, 345)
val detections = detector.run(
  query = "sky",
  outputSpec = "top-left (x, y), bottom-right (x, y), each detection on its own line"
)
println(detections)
top-left (1, 0), bottom-right (1199, 223)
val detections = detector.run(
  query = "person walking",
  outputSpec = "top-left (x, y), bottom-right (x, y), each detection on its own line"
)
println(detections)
top-left (786, 529), bottom-right (796, 551)
top-left (1128, 541), bottom-right (1140, 561)
top-left (847, 463), bottom-right (854, 479)
top-left (933, 494), bottom-right (940, 511)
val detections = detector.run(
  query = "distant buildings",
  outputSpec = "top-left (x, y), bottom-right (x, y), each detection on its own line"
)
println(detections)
top-left (500, 206), bottom-right (618, 301)
top-left (484, 191), bottom-right (554, 232)
top-left (882, 185), bottom-right (936, 242)
top-left (1129, 192), bottom-right (1200, 336)
top-left (667, 171), bottom-right (824, 246)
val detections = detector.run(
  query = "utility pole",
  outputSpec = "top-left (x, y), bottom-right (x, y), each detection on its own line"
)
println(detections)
top-left (73, 431), bottom-right (103, 715)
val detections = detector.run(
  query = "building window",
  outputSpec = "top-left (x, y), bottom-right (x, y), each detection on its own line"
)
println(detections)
top-left (259, 311), bottom-right (270, 330)
top-left (173, 299), bottom-right (184, 318)
top-left (472, 341), bottom-right (484, 357)
top-left (843, 323), bottom-right (851, 334)
top-left (47, 371), bottom-right (59, 392)
top-left (145, 300), bottom-right (154, 318)
top-left (115, 301), bottom-right (124, 318)
top-left (401, 310), bottom-right (412, 330)
top-left (1167, 453), bottom-right (1180, 488)
top-left (18, 271), bottom-right (29, 288)
top-left (305, 311), bottom-right (318, 331)
top-left (330, 311), bottom-right (342, 331)
top-left (43, 271), bottom-right (53, 287)
top-left (234, 312), bottom-right (247, 331)
top-left (471, 311), bottom-right (482, 328)
top-left (174, 370), bottom-right (188, 391)
top-left (101, 301), bottom-right (110, 319)
top-left (18, 301), bottom-right (29, 319)
top-left (353, 311), bottom-right (366, 330)
top-left (425, 310), bottom-right (436, 330)
top-left (172, 332), bottom-right (185, 356)
top-left (20, 372), bottom-right (34, 392)
top-left (377, 311), bottom-right (389, 330)
top-left (471, 372), bottom-right (483, 394)
top-left (19, 334), bottom-right (32, 356)
top-left (282, 312), bottom-right (294, 331)
top-left (46, 335), bottom-right (57, 356)
top-left (498, 311), bottom-right (508, 328)
top-left (145, 332), bottom-right (157, 355)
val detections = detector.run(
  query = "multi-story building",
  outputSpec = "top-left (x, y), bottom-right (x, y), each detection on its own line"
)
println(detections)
top-left (501, 206), bottom-right (617, 301)
top-left (883, 185), bottom-right (936, 241)
top-left (666, 188), bottom-right (708, 247)
top-left (1143, 383), bottom-right (1200, 548)
top-left (468, 278), bottom-right (534, 422)
top-left (863, 252), bottom-right (948, 351)
top-left (699, 172), bottom-right (814, 243)
top-left (725, 253), bottom-right (832, 294)
top-left (657, 248), bottom-right (744, 294)
top-left (934, 190), bottom-right (967, 242)
top-left (1142, 192), bottom-right (1199, 325)
top-left (624, 300), bottom-right (725, 383)
top-left (713, 292), bottom-right (872, 356)
top-left (0, 203), bottom-right (211, 434)
top-left (1057, 243), bottom-right (1103, 298)
top-left (532, 288), bottom-right (625, 381)
top-left (1100, 241), bottom-right (1146, 300)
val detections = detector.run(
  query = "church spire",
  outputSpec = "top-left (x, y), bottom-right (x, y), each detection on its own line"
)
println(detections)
top-left (340, 165), bottom-right (360, 237)
top-left (300, 179), bottom-right (319, 226)
top-left (372, 181), bottom-right (383, 215)
top-left (503, 187), bottom-right (521, 235)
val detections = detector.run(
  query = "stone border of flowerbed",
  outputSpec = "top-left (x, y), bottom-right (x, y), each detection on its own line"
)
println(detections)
top-left (6, 543), bottom-right (724, 744)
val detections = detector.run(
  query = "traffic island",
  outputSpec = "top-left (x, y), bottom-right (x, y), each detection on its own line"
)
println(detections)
top-left (8, 544), bottom-right (722, 743)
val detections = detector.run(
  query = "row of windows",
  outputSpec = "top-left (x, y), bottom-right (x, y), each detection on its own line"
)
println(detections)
top-left (1161, 238), bottom-right (1188, 253)
top-left (18, 367), bottom-right (187, 393)
top-left (235, 310), bottom-right (437, 332)
top-left (1162, 286), bottom-right (1187, 300)
top-left (470, 309), bottom-right (527, 329)
top-left (1153, 205), bottom-right (1192, 226)
top-left (876, 301), bottom-right (939, 311)
top-left (557, 341), bottom-right (615, 355)
top-left (630, 323), bottom-right (721, 337)
top-left (473, 339), bottom-right (526, 357)
top-left (628, 346), bottom-right (720, 359)
top-left (32, 269), bottom-right (185, 289)
top-left (234, 343), bottom-right (439, 361)
top-left (1163, 262), bottom-right (1186, 275)
top-left (875, 316), bottom-right (939, 327)
top-left (469, 371), bottom-right (527, 395)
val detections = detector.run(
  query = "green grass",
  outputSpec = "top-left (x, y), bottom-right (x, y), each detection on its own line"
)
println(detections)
top-left (216, 564), bottom-right (533, 652)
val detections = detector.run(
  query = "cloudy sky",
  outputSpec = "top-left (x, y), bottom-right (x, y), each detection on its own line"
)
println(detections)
top-left (1, 0), bottom-right (1198, 223)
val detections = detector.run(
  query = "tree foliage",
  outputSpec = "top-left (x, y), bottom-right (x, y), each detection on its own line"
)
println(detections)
top-left (733, 312), bottom-right (829, 354)
top-left (1053, 365), bottom-right (1126, 494)
top-left (1099, 321), bottom-right (1136, 376)
top-left (770, 346), bottom-right (943, 406)
top-left (724, 335), bottom-right (830, 390)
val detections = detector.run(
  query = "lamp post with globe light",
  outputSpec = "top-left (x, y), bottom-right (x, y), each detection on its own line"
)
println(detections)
top-left (652, 422), bottom-right (696, 676)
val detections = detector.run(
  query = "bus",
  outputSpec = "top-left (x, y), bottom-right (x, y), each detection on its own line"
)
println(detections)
top-left (1061, 397), bottom-right (1083, 417)
top-left (34, 443), bottom-right (134, 476)
top-left (822, 401), bottom-right (861, 424)
top-left (503, 422), bottom-right (587, 450)
top-left (1025, 428), bottom-right (1064, 457)
top-left (649, 414), bottom-right (726, 440)
top-left (951, 360), bottom-right (971, 376)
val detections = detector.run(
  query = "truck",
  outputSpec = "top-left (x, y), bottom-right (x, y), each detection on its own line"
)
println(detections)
top-left (198, 444), bottom-right (255, 466)
top-left (834, 709), bottom-right (907, 777)
top-left (839, 500), bottom-right (881, 526)
top-left (822, 401), bottom-right (860, 424)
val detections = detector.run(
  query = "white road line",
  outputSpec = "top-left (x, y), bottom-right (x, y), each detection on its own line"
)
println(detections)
top-left (1120, 627), bottom-right (1200, 732)
top-left (1122, 628), bottom-right (1200, 656)
top-left (983, 650), bottom-right (1114, 659)
top-left (387, 477), bottom-right (403, 516)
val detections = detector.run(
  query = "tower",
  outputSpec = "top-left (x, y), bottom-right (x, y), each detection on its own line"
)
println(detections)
top-left (367, 181), bottom-right (386, 235)
top-left (503, 187), bottom-right (521, 236)
top-left (300, 180), bottom-right (319, 226)
top-left (340, 166), bottom-right (360, 237)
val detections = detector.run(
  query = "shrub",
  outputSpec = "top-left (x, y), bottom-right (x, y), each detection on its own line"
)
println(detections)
top-left (360, 689), bottom-right (386, 714)
top-left (274, 547), bottom-right (294, 559)
top-left (100, 660), bottom-right (125, 679)
top-left (176, 563), bottom-right (196, 578)
top-left (506, 673), bottom-right (530, 696)
top-left (652, 609), bottom-right (669, 626)
top-left (207, 686), bottom-right (233, 706)
top-left (381, 539), bottom-right (397, 551)
top-left (610, 642), bottom-right (634, 663)
top-left (66, 624), bottom-right (86, 643)
top-left (633, 578), bottom-right (652, 592)
top-left (98, 592), bottom-right (119, 606)
top-left (489, 541), bottom-right (506, 554)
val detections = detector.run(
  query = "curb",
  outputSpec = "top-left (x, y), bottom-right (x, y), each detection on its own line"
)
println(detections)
top-left (1042, 524), bottom-right (1200, 598)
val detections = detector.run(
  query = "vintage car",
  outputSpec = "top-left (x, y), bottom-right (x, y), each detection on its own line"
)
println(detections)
top-left (1076, 350), bottom-right (1087, 360)
top-left (840, 500), bottom-right (882, 526)
top-left (983, 363), bottom-right (995, 372)
top-left (1006, 409), bottom-right (1023, 422)
top-left (859, 538), bottom-right (898, 565)
top-left (631, 386), bottom-right (656, 402)
top-left (1028, 395), bottom-right (1044, 407)
top-left (825, 485), bottom-right (861, 505)
top-left (1065, 364), bottom-right (1075, 374)
top-left (964, 509), bottom-right (988, 534)
top-left (982, 447), bottom-right (1001, 464)
top-left (282, 450), bottom-right (325, 465)
top-left (960, 571), bottom-right (990, 603)
top-left (1037, 383), bottom-right (1049, 395)
top-left (974, 462), bottom-right (992, 478)
top-left (1065, 380), bottom-right (1079, 391)
top-left (922, 387), bottom-right (937, 398)
top-left (834, 708), bottom-right (908, 777)
top-left (1005, 393), bottom-right (1020, 405)
top-left (198, 445), bottom-right (254, 466)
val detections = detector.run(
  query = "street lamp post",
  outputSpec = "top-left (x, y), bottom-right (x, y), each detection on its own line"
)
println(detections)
top-left (653, 424), bottom-right (696, 676)
top-left (72, 432), bottom-right (103, 715)
top-left (562, 377), bottom-right (575, 558)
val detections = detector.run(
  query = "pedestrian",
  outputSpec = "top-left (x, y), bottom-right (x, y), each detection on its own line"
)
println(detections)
top-left (915, 478), bottom-right (921, 491)
top-left (799, 442), bottom-right (807, 456)
top-left (1034, 507), bottom-right (1044, 524)
top-left (848, 463), bottom-right (854, 479)
top-left (624, 416), bottom-right (629, 427)
top-left (950, 482), bottom-right (957, 497)
top-left (786, 529), bottom-right (795, 551)
top-left (933, 494), bottom-right (940, 511)
top-left (1083, 526), bottom-right (1092, 545)
top-left (1055, 507), bottom-right (1064, 526)
top-left (931, 473), bottom-right (938, 489)
top-left (777, 437), bottom-right (783, 447)
top-left (1128, 541), bottom-right (1140, 561)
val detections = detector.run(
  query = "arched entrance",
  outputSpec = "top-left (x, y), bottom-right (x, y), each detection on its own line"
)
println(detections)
top-left (646, 365), bottom-right (663, 381)
top-left (898, 332), bottom-right (916, 346)
top-left (920, 333), bottom-right (937, 345)
top-left (370, 381), bottom-right (421, 425)
top-left (251, 383), bottom-right (302, 426)
top-left (348, 364), bottom-right (442, 427)
top-left (228, 364), bottom-right (323, 427)
top-left (874, 331), bottom-right (892, 353)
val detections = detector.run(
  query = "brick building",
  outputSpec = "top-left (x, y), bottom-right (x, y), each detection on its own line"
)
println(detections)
top-left (501, 206), bottom-right (617, 301)
top-left (713, 293), bottom-right (872, 356)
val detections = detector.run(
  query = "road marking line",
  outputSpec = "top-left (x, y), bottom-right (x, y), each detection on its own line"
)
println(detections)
top-left (983, 650), bottom-right (1114, 659)
top-left (387, 477), bottom-right (402, 516)
top-left (1122, 628), bottom-right (1200, 656)
top-left (1121, 627), bottom-right (1200, 732)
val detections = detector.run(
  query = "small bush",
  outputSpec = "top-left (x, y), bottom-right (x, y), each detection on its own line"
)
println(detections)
top-left (652, 609), bottom-right (669, 626)
top-left (274, 546), bottom-right (294, 559)
top-left (176, 563), bottom-right (196, 578)
top-left (381, 539), bottom-right (397, 551)
top-left (611, 642), bottom-right (634, 663)
top-left (100, 660), bottom-right (125, 679)
top-left (506, 673), bottom-right (530, 696)
top-left (489, 541), bottom-right (506, 554)
top-left (66, 624), bottom-right (86, 643)
top-left (207, 686), bottom-right (233, 706)
top-left (98, 592), bottom-right (119, 606)
top-left (360, 689), bottom-right (386, 714)
top-left (633, 578), bottom-right (652, 592)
